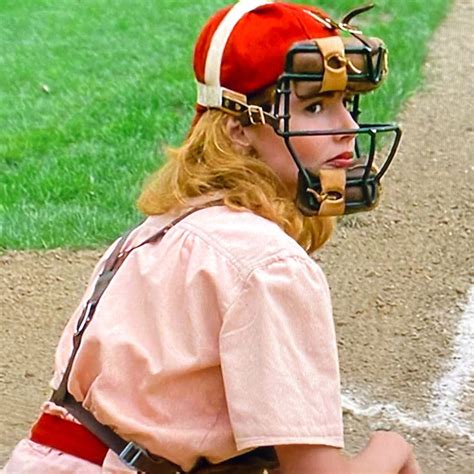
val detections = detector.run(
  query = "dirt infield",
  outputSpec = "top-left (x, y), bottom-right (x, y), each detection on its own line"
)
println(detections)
top-left (1, 0), bottom-right (473, 471)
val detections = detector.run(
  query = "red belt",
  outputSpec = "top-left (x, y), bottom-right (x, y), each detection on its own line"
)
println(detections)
top-left (30, 413), bottom-right (108, 466)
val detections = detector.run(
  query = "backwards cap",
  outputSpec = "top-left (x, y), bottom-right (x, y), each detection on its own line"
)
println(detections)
top-left (194, 0), bottom-right (338, 108)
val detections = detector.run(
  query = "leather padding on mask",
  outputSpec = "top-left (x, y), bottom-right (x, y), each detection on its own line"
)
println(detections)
top-left (288, 35), bottom-right (388, 99)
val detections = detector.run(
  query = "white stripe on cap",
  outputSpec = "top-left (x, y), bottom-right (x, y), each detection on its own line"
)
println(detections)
top-left (197, 0), bottom-right (273, 107)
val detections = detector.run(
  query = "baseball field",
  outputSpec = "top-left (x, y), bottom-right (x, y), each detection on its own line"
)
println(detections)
top-left (1, 0), bottom-right (473, 472)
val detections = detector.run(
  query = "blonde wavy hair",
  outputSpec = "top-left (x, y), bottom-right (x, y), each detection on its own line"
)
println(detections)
top-left (137, 110), bottom-right (335, 253)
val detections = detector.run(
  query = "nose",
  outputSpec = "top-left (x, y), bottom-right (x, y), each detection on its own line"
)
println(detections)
top-left (334, 103), bottom-right (359, 142)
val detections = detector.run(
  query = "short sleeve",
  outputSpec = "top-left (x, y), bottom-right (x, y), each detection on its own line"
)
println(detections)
top-left (219, 255), bottom-right (343, 450)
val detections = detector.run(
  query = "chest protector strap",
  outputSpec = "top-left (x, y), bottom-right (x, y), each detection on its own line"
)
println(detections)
top-left (50, 206), bottom-right (277, 473)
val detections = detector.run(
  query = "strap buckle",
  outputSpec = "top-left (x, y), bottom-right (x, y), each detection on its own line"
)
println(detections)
top-left (119, 441), bottom-right (146, 470)
top-left (247, 105), bottom-right (266, 125)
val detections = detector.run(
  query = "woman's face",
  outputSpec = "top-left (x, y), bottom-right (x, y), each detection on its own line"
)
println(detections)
top-left (244, 91), bottom-right (358, 193)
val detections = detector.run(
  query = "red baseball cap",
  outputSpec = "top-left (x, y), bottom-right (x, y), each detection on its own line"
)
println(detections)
top-left (194, 0), bottom-right (339, 108)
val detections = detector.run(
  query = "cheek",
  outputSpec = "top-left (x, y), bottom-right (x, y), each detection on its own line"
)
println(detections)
top-left (290, 135), bottom-right (327, 170)
top-left (251, 128), bottom-right (289, 166)
top-left (265, 141), bottom-right (298, 181)
top-left (251, 131), bottom-right (299, 186)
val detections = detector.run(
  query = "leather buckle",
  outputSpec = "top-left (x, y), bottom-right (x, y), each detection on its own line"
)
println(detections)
top-left (247, 105), bottom-right (266, 125)
top-left (119, 441), bottom-right (146, 469)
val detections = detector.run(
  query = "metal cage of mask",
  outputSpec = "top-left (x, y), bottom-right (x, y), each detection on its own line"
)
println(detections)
top-left (271, 40), bottom-right (402, 216)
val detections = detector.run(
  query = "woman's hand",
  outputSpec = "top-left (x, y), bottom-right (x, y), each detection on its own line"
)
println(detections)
top-left (399, 447), bottom-right (422, 474)
top-left (275, 430), bottom-right (422, 474)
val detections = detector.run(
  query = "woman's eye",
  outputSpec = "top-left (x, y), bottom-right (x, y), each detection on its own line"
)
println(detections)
top-left (306, 102), bottom-right (322, 114)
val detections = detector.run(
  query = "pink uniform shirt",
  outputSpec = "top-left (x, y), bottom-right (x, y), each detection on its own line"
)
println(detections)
top-left (4, 206), bottom-right (343, 473)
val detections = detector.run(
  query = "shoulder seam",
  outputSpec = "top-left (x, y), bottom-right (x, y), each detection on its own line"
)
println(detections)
top-left (177, 218), bottom-right (306, 278)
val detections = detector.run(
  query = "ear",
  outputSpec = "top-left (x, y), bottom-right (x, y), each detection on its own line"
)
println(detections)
top-left (226, 116), bottom-right (252, 150)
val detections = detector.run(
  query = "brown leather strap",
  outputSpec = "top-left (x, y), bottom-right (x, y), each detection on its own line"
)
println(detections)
top-left (317, 36), bottom-right (348, 93)
top-left (341, 3), bottom-right (375, 26)
top-left (51, 226), bottom-right (136, 406)
top-left (60, 394), bottom-right (276, 473)
top-left (219, 92), bottom-right (279, 130)
top-left (237, 106), bottom-right (279, 129)
top-left (303, 169), bottom-right (346, 216)
top-left (318, 169), bottom-right (346, 216)
top-left (61, 394), bottom-right (184, 473)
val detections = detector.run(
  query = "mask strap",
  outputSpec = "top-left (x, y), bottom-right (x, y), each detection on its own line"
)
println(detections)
top-left (306, 169), bottom-right (346, 216)
top-left (315, 36), bottom-right (348, 92)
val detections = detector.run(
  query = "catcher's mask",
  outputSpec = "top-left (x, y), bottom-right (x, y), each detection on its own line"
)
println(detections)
top-left (195, 1), bottom-right (402, 216)
top-left (276, 22), bottom-right (402, 217)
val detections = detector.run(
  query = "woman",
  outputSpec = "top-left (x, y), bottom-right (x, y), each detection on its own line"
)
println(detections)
top-left (2, 1), bottom-right (420, 472)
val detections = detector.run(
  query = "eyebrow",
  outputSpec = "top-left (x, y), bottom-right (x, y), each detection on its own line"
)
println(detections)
top-left (298, 91), bottom-right (337, 104)
top-left (300, 91), bottom-right (352, 103)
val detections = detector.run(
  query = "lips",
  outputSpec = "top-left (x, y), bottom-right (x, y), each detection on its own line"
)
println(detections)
top-left (324, 152), bottom-right (354, 169)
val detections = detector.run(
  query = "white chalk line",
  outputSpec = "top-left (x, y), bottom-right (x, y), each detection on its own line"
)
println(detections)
top-left (429, 285), bottom-right (473, 437)
top-left (342, 286), bottom-right (474, 442)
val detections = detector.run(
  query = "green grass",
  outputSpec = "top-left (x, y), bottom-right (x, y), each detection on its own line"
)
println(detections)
top-left (1, 0), bottom-right (453, 249)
